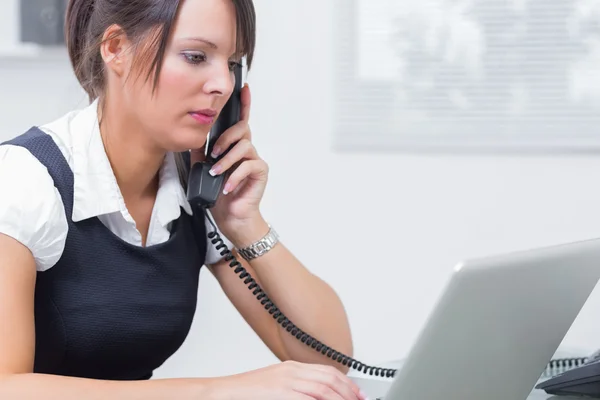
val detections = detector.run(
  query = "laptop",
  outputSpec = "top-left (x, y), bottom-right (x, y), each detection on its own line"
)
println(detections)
top-left (353, 238), bottom-right (600, 400)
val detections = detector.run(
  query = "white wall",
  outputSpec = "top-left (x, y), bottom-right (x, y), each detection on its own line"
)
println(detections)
top-left (2, 0), bottom-right (600, 379)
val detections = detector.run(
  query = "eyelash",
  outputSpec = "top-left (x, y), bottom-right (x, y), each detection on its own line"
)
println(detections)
top-left (183, 52), bottom-right (206, 64)
top-left (182, 52), bottom-right (241, 71)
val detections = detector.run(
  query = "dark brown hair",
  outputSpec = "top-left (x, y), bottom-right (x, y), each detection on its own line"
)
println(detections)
top-left (65, 0), bottom-right (256, 102)
top-left (64, 0), bottom-right (256, 186)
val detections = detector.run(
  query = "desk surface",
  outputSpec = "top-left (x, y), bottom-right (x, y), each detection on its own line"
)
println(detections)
top-left (348, 361), bottom-right (584, 400)
top-left (351, 376), bottom-right (582, 400)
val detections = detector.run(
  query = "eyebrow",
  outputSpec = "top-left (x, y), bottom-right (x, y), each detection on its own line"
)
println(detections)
top-left (181, 37), bottom-right (218, 49)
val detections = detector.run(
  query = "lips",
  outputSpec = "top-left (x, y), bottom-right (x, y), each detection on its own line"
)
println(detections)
top-left (189, 109), bottom-right (217, 124)
top-left (194, 109), bottom-right (217, 117)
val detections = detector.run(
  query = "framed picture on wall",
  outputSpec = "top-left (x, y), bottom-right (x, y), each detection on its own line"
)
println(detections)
top-left (20, 0), bottom-right (67, 46)
top-left (333, 0), bottom-right (600, 153)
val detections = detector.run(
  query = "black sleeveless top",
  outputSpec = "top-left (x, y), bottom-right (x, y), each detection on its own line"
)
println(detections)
top-left (3, 127), bottom-right (206, 380)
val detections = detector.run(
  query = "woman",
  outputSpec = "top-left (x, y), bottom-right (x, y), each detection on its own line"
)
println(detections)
top-left (0, 0), bottom-right (371, 399)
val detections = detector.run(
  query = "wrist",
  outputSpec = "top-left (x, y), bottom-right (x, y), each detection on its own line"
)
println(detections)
top-left (201, 375), bottom-right (239, 400)
top-left (225, 214), bottom-right (270, 249)
top-left (168, 377), bottom-right (220, 400)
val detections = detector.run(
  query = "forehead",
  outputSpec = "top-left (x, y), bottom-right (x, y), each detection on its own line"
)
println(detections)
top-left (172, 0), bottom-right (238, 51)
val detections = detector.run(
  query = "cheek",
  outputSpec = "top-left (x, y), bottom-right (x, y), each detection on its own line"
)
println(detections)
top-left (156, 59), bottom-right (199, 104)
top-left (137, 62), bottom-right (201, 136)
top-left (160, 64), bottom-right (191, 89)
top-left (128, 63), bottom-right (191, 126)
top-left (142, 60), bottom-right (208, 149)
top-left (128, 58), bottom-right (195, 111)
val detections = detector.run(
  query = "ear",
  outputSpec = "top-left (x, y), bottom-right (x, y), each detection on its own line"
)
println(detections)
top-left (99, 24), bottom-right (132, 77)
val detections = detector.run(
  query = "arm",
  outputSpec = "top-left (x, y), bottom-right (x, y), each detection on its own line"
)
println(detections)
top-left (0, 146), bottom-right (213, 399)
top-left (0, 154), bottom-right (364, 400)
top-left (0, 233), bottom-right (214, 399)
top-left (194, 84), bottom-right (353, 373)
top-left (207, 216), bottom-right (354, 372)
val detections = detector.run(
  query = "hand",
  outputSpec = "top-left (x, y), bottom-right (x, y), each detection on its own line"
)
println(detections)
top-left (190, 84), bottom-right (269, 245)
top-left (207, 361), bottom-right (369, 400)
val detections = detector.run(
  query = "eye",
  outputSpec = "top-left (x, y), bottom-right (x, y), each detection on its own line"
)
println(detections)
top-left (183, 52), bottom-right (206, 64)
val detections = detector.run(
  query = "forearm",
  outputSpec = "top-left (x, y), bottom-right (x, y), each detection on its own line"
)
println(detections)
top-left (229, 218), bottom-right (354, 370)
top-left (0, 373), bottom-right (212, 400)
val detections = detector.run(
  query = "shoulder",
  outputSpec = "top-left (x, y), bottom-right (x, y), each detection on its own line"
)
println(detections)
top-left (0, 139), bottom-right (69, 272)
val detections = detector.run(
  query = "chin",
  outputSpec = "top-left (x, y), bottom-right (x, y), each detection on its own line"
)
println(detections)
top-left (164, 129), bottom-right (208, 152)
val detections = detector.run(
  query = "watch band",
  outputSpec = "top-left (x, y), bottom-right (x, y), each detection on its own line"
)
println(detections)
top-left (238, 225), bottom-right (279, 261)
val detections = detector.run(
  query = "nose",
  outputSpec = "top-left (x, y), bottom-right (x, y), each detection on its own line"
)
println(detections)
top-left (203, 63), bottom-right (234, 97)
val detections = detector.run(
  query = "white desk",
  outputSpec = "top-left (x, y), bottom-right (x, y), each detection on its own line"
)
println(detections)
top-left (348, 360), bottom-right (584, 400)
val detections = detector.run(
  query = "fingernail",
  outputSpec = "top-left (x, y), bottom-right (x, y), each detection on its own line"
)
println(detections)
top-left (209, 165), bottom-right (221, 176)
top-left (359, 390), bottom-right (370, 400)
top-left (211, 147), bottom-right (221, 158)
top-left (223, 183), bottom-right (232, 195)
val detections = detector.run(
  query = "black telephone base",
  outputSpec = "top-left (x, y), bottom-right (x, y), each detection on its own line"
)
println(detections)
top-left (536, 361), bottom-right (600, 397)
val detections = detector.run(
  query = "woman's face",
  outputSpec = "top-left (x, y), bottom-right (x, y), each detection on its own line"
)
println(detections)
top-left (116, 0), bottom-right (240, 153)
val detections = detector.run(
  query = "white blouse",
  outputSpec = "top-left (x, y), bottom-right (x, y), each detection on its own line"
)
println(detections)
top-left (0, 99), bottom-right (232, 272)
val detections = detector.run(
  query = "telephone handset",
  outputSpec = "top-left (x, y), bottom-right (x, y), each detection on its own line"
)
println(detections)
top-left (186, 62), bottom-right (397, 379)
top-left (186, 62), bottom-right (244, 209)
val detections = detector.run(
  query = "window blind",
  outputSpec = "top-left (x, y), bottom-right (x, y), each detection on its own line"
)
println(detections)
top-left (333, 0), bottom-right (600, 153)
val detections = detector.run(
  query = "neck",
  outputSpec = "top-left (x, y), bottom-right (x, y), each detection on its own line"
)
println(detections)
top-left (97, 96), bottom-right (165, 200)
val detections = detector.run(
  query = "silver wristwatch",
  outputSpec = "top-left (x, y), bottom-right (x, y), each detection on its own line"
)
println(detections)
top-left (238, 225), bottom-right (279, 261)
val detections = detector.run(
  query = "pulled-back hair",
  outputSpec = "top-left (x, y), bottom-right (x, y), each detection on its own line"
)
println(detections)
top-left (65, 0), bottom-right (256, 102)
top-left (64, 0), bottom-right (256, 186)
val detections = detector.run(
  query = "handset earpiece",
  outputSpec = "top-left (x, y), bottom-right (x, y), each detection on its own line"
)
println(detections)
top-left (187, 62), bottom-right (244, 209)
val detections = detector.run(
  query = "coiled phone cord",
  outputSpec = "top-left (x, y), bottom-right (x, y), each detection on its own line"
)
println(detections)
top-left (203, 210), bottom-right (397, 378)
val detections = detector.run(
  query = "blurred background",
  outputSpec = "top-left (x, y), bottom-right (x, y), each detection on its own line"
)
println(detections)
top-left (2, 0), bottom-right (600, 379)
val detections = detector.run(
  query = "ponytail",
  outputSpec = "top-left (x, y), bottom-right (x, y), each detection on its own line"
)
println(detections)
top-left (65, 0), bottom-right (101, 102)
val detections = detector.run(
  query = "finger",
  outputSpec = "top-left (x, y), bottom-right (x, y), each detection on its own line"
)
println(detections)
top-left (222, 159), bottom-right (268, 195)
top-left (308, 365), bottom-right (364, 400)
top-left (285, 361), bottom-right (359, 400)
top-left (211, 121), bottom-right (251, 159)
top-left (239, 83), bottom-right (251, 121)
top-left (255, 387), bottom-right (313, 400)
top-left (298, 382), bottom-right (351, 400)
top-left (209, 139), bottom-right (257, 176)
top-left (290, 367), bottom-right (359, 400)
top-left (288, 392), bottom-right (315, 400)
top-left (293, 382), bottom-right (345, 400)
